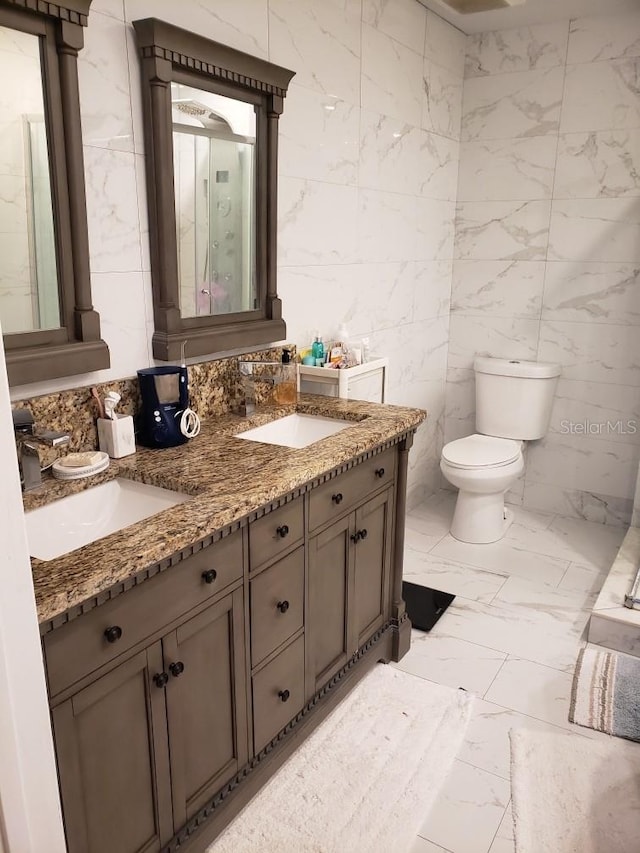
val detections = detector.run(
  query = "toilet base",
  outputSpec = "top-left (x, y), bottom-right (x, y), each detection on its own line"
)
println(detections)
top-left (450, 490), bottom-right (515, 544)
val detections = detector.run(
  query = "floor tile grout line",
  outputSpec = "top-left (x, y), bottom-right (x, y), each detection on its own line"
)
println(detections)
top-left (481, 655), bottom-right (509, 701)
top-left (466, 693), bottom-right (593, 738)
top-left (486, 801), bottom-right (510, 853)
top-left (455, 755), bottom-right (510, 783)
top-left (415, 833), bottom-right (454, 853)
top-left (426, 542), bottom-right (573, 578)
top-left (555, 563), bottom-right (571, 589)
top-left (437, 586), bottom-right (595, 623)
top-left (487, 573), bottom-right (510, 606)
top-left (500, 652), bottom-right (578, 677)
top-left (424, 620), bottom-right (583, 674)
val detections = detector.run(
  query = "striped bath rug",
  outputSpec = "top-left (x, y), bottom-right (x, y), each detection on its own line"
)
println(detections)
top-left (570, 645), bottom-right (640, 741)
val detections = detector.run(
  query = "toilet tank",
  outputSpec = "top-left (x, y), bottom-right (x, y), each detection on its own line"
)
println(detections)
top-left (474, 357), bottom-right (561, 440)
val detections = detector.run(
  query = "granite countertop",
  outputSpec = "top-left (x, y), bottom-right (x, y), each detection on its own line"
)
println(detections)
top-left (25, 395), bottom-right (426, 626)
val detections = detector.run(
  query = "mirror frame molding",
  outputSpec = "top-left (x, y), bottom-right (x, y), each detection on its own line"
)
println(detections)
top-left (133, 18), bottom-right (295, 362)
top-left (1, 0), bottom-right (110, 386)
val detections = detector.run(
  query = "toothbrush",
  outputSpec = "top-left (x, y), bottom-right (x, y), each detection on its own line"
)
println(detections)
top-left (91, 387), bottom-right (105, 420)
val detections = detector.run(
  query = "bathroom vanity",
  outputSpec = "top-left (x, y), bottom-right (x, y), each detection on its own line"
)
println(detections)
top-left (29, 397), bottom-right (424, 853)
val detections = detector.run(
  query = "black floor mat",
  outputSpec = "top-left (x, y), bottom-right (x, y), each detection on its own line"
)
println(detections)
top-left (402, 582), bottom-right (455, 632)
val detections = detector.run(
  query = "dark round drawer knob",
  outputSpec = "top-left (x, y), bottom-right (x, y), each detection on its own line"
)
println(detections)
top-left (278, 689), bottom-right (290, 702)
top-left (202, 569), bottom-right (218, 584)
top-left (277, 600), bottom-right (290, 613)
top-left (332, 493), bottom-right (343, 504)
top-left (153, 672), bottom-right (169, 688)
top-left (169, 661), bottom-right (185, 678)
top-left (375, 467), bottom-right (385, 478)
top-left (350, 532), bottom-right (360, 543)
top-left (104, 625), bottom-right (123, 644)
top-left (359, 528), bottom-right (368, 540)
top-left (276, 524), bottom-right (289, 539)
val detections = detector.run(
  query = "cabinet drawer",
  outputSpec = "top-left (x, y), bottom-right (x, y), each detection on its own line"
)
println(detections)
top-left (308, 447), bottom-right (396, 532)
top-left (249, 498), bottom-right (303, 570)
top-left (252, 635), bottom-right (305, 754)
top-left (250, 547), bottom-right (304, 666)
top-left (45, 530), bottom-right (243, 697)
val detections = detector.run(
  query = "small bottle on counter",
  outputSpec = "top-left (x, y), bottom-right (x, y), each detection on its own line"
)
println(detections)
top-left (312, 335), bottom-right (325, 366)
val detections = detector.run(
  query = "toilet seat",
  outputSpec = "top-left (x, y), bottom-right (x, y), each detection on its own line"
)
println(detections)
top-left (442, 434), bottom-right (521, 470)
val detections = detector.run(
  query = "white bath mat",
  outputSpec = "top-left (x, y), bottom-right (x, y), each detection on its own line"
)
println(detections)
top-left (209, 664), bottom-right (473, 853)
top-left (510, 727), bottom-right (640, 853)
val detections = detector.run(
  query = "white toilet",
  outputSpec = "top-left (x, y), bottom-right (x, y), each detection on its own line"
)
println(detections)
top-left (441, 357), bottom-right (560, 544)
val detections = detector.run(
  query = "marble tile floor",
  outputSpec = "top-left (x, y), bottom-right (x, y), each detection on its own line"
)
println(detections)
top-left (396, 490), bottom-right (626, 853)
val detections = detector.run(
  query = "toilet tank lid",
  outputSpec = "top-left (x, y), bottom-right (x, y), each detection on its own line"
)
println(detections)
top-left (474, 357), bottom-right (561, 379)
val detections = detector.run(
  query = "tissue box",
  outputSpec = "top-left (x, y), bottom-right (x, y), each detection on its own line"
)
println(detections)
top-left (97, 415), bottom-right (136, 458)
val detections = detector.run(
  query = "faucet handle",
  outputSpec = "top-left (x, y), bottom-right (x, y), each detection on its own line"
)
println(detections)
top-left (32, 430), bottom-right (71, 447)
top-left (12, 407), bottom-right (34, 435)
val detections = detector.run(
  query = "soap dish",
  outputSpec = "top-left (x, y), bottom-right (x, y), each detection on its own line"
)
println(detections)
top-left (52, 451), bottom-right (110, 481)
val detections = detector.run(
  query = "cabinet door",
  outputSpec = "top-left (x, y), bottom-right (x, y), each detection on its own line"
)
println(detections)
top-left (51, 644), bottom-right (173, 853)
top-left (308, 515), bottom-right (355, 691)
top-left (353, 488), bottom-right (393, 646)
top-left (164, 588), bottom-right (248, 827)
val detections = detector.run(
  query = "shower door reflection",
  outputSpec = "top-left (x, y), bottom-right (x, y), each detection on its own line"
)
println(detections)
top-left (172, 84), bottom-right (256, 319)
top-left (0, 25), bottom-right (59, 335)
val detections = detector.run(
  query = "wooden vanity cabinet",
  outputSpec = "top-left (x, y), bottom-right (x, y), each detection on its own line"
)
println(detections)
top-left (51, 643), bottom-right (173, 853)
top-left (47, 537), bottom-right (248, 853)
top-left (43, 436), bottom-right (414, 853)
top-left (163, 589), bottom-right (248, 828)
top-left (308, 486), bottom-right (393, 692)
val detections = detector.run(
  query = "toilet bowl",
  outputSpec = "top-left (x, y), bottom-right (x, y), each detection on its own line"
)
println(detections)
top-left (440, 357), bottom-right (560, 545)
top-left (440, 434), bottom-right (524, 544)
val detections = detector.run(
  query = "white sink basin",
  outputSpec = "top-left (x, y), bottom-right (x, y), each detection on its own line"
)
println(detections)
top-left (236, 413), bottom-right (352, 449)
top-left (25, 478), bottom-right (190, 561)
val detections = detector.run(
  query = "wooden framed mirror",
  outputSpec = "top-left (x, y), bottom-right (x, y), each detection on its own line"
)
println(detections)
top-left (0, 0), bottom-right (109, 386)
top-left (133, 18), bottom-right (294, 361)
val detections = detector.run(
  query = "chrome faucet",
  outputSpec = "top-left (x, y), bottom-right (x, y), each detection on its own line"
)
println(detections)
top-left (237, 361), bottom-right (278, 417)
top-left (13, 408), bottom-right (70, 491)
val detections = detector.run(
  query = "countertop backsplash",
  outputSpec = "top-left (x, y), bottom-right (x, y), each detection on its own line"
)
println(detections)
top-left (11, 346), bottom-right (295, 460)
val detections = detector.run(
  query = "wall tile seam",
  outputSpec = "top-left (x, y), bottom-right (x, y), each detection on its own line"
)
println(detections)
top-left (456, 195), bottom-right (640, 203)
top-left (461, 130), bottom-right (640, 149)
top-left (463, 56), bottom-right (640, 85)
top-left (362, 27), bottom-right (428, 65)
top-left (564, 54), bottom-right (640, 69)
top-left (529, 432), bottom-right (640, 447)
top-left (285, 79), bottom-right (361, 111)
top-left (362, 12), bottom-right (468, 73)
top-left (281, 175), bottom-right (454, 197)
top-left (277, 261), bottom-right (455, 271)
top-left (450, 309), bottom-right (640, 329)
top-left (358, 106), bottom-right (464, 142)
top-left (461, 62), bottom-right (567, 83)
top-left (423, 53), bottom-right (466, 81)
top-left (522, 472), bottom-right (639, 498)
top-left (281, 171), bottom-right (458, 200)
top-left (91, 2), bottom-right (125, 23)
top-left (449, 312), bottom-right (640, 329)
top-left (424, 7), bottom-right (466, 74)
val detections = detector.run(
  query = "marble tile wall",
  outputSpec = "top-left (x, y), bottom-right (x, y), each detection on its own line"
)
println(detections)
top-left (447, 12), bottom-right (640, 527)
top-left (7, 0), bottom-right (465, 510)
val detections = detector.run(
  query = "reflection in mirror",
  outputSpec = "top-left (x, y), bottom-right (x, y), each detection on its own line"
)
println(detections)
top-left (171, 83), bottom-right (256, 319)
top-left (0, 25), bottom-right (59, 334)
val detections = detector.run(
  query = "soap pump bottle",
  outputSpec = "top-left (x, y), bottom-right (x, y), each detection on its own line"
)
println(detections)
top-left (275, 347), bottom-right (297, 404)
